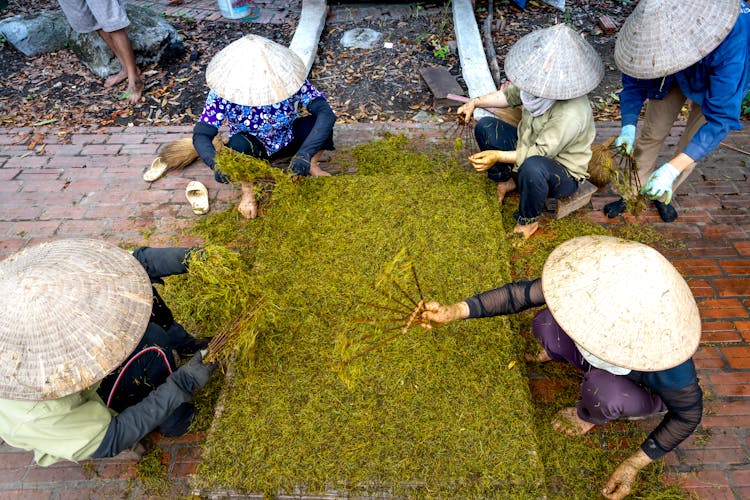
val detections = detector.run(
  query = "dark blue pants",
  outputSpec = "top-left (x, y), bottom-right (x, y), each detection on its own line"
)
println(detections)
top-left (474, 116), bottom-right (579, 224)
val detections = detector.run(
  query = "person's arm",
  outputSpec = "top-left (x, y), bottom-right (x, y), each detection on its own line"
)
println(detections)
top-left (192, 121), bottom-right (220, 169)
top-left (423, 279), bottom-right (544, 324)
top-left (602, 379), bottom-right (702, 500)
top-left (678, 52), bottom-right (746, 165)
top-left (92, 351), bottom-right (215, 458)
top-left (457, 88), bottom-right (511, 122)
top-left (132, 247), bottom-right (195, 280)
top-left (289, 97), bottom-right (337, 176)
top-left (192, 92), bottom-right (226, 169)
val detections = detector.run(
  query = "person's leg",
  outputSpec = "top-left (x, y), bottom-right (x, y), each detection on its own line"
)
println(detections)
top-left (632, 86), bottom-right (687, 189)
top-left (670, 102), bottom-right (705, 192)
top-left (577, 369), bottom-right (667, 425)
top-left (474, 116), bottom-right (517, 183)
top-left (98, 29), bottom-right (143, 103)
top-left (532, 308), bottom-right (589, 370)
top-left (604, 86), bottom-right (686, 218)
top-left (513, 156), bottom-right (578, 239)
top-left (271, 115), bottom-right (334, 177)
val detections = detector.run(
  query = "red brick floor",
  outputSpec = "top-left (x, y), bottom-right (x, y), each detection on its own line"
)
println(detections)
top-left (1, 121), bottom-right (749, 497)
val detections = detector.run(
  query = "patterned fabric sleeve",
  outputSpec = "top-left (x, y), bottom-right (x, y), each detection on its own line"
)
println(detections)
top-left (198, 91), bottom-right (227, 128)
top-left (298, 80), bottom-right (326, 108)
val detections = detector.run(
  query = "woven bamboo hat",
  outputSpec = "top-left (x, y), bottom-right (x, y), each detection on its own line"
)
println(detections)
top-left (541, 235), bottom-right (701, 371)
top-left (504, 23), bottom-right (604, 100)
top-left (615, 0), bottom-right (739, 79)
top-left (0, 239), bottom-right (153, 401)
top-left (206, 34), bottom-right (307, 106)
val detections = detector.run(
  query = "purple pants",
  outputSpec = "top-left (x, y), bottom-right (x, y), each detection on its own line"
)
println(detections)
top-left (533, 308), bottom-right (667, 425)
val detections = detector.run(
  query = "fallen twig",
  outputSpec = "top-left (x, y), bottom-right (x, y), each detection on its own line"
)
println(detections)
top-left (720, 141), bottom-right (750, 156)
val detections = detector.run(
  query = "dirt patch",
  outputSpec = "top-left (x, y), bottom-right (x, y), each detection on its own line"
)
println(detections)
top-left (0, 0), bottom-right (631, 132)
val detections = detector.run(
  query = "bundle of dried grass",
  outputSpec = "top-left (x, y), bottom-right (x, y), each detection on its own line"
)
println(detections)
top-left (587, 135), bottom-right (617, 187)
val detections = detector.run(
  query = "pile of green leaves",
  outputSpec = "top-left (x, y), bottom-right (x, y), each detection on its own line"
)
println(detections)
top-left (164, 134), bottom-right (683, 498)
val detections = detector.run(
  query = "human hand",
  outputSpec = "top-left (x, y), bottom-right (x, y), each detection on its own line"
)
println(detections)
top-left (422, 301), bottom-right (468, 325)
top-left (457, 99), bottom-right (477, 123)
top-left (640, 162), bottom-right (680, 203)
top-left (602, 450), bottom-right (652, 500)
top-left (615, 124), bottom-right (636, 155)
top-left (468, 150), bottom-right (504, 172)
top-left (173, 350), bottom-right (216, 394)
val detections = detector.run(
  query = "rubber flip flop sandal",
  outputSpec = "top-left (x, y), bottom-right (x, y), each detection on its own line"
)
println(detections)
top-left (144, 157), bottom-right (168, 182)
top-left (185, 180), bottom-right (209, 215)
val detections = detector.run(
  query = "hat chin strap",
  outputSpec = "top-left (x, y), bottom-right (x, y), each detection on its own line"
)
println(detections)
top-left (574, 342), bottom-right (631, 375)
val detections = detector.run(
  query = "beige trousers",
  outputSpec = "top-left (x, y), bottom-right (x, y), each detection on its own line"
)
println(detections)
top-left (628, 86), bottom-right (707, 198)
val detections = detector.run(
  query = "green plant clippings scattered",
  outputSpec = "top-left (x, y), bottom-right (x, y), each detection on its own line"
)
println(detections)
top-left (136, 446), bottom-right (168, 495)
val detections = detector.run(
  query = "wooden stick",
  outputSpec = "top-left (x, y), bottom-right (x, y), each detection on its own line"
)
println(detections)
top-left (720, 141), bottom-right (750, 156)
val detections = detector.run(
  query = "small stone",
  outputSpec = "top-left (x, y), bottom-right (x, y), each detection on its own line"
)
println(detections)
top-left (340, 28), bottom-right (383, 49)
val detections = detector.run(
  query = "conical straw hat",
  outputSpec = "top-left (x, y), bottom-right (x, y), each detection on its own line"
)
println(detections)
top-left (614, 0), bottom-right (739, 79)
top-left (0, 239), bottom-right (153, 401)
top-left (541, 235), bottom-right (701, 371)
top-left (206, 34), bottom-right (307, 106)
top-left (504, 23), bottom-right (604, 100)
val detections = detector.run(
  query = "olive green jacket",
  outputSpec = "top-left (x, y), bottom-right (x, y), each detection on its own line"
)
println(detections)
top-left (503, 85), bottom-right (595, 181)
top-left (0, 386), bottom-right (113, 466)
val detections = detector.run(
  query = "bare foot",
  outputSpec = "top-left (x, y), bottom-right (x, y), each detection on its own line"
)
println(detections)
top-left (512, 221), bottom-right (539, 240)
top-left (309, 164), bottom-right (331, 177)
top-left (496, 178), bottom-right (516, 204)
top-left (552, 407), bottom-right (597, 436)
top-left (104, 69), bottom-right (127, 88)
top-left (238, 182), bottom-right (258, 219)
top-left (524, 350), bottom-right (552, 363)
top-left (125, 75), bottom-right (144, 104)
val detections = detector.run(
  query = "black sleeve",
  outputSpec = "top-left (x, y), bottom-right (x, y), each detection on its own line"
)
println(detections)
top-left (91, 373), bottom-right (192, 457)
top-left (465, 278), bottom-right (545, 318)
top-left (192, 121), bottom-right (219, 168)
top-left (132, 247), bottom-right (192, 281)
top-left (92, 354), bottom-right (215, 458)
top-left (289, 97), bottom-right (336, 174)
top-left (640, 380), bottom-right (703, 460)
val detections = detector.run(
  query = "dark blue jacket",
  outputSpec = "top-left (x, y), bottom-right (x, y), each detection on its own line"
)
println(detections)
top-left (620, 1), bottom-right (750, 162)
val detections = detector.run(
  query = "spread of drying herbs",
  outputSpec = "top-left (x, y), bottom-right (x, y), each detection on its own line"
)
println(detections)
top-left (161, 135), bottom-right (677, 498)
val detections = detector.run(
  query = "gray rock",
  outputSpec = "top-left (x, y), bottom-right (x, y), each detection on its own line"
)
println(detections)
top-left (340, 28), bottom-right (382, 49)
top-left (68, 5), bottom-right (184, 78)
top-left (0, 5), bottom-right (183, 78)
top-left (0, 11), bottom-right (71, 56)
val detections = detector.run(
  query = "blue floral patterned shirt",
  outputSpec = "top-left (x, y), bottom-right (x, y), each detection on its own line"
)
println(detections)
top-left (198, 80), bottom-right (325, 155)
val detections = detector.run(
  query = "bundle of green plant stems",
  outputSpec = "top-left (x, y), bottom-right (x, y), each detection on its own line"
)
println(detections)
top-left (162, 135), bottom-right (683, 498)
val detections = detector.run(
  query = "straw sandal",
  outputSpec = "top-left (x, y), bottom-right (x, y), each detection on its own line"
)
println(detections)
top-left (185, 181), bottom-right (209, 215)
top-left (144, 157), bottom-right (169, 182)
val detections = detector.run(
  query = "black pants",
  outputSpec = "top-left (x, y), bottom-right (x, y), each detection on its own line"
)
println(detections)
top-left (474, 116), bottom-right (579, 224)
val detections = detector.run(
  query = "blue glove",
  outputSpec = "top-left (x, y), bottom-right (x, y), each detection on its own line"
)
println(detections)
top-left (615, 124), bottom-right (636, 155)
top-left (640, 163), bottom-right (680, 204)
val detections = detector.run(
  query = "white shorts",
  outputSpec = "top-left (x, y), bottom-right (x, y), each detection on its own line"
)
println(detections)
top-left (57, 0), bottom-right (130, 33)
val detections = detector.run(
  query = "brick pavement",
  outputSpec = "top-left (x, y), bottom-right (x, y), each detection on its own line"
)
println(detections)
top-left (1, 120), bottom-right (750, 498)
